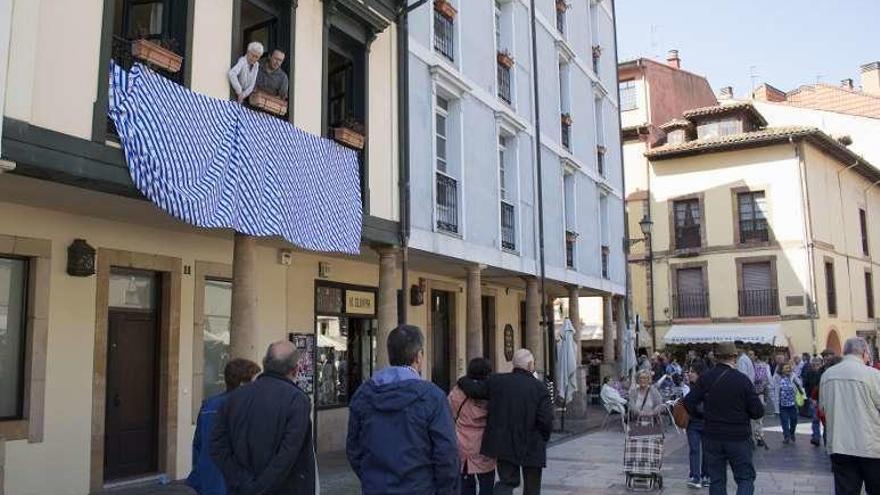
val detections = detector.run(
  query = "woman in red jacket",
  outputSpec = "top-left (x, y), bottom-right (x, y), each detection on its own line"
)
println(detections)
top-left (449, 358), bottom-right (496, 494)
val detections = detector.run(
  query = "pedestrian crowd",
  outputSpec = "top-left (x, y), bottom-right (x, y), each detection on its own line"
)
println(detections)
top-left (180, 324), bottom-right (879, 495)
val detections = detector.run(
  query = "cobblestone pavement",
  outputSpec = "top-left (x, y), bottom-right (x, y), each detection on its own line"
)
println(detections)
top-left (319, 414), bottom-right (834, 494)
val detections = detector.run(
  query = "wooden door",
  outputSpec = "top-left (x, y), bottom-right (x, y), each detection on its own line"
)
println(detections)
top-left (481, 295), bottom-right (496, 367)
top-left (104, 309), bottom-right (160, 480)
top-left (431, 290), bottom-right (452, 392)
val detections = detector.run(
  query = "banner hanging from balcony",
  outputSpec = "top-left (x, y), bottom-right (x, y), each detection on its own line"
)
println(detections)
top-left (107, 63), bottom-right (362, 254)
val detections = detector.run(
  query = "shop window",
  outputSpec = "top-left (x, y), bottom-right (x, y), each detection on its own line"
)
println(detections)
top-left (315, 284), bottom-right (377, 408)
top-left (202, 279), bottom-right (232, 399)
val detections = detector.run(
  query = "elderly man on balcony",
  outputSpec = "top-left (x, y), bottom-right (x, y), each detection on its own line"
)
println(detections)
top-left (256, 49), bottom-right (289, 100)
top-left (228, 41), bottom-right (264, 103)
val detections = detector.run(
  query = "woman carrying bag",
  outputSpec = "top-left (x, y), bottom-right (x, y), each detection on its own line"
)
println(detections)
top-left (775, 362), bottom-right (804, 444)
top-left (449, 358), bottom-right (496, 494)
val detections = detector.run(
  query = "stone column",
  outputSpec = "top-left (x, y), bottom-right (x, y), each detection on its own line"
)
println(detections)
top-left (602, 295), bottom-right (614, 364)
top-left (466, 264), bottom-right (484, 361)
top-left (525, 277), bottom-right (544, 372)
top-left (375, 245), bottom-right (398, 369)
top-left (230, 233), bottom-right (259, 360)
top-left (568, 285), bottom-right (581, 361)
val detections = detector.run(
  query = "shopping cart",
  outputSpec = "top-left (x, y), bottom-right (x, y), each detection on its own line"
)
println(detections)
top-left (623, 415), bottom-right (665, 491)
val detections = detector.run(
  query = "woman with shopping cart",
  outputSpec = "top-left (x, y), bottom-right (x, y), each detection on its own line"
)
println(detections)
top-left (624, 370), bottom-right (669, 490)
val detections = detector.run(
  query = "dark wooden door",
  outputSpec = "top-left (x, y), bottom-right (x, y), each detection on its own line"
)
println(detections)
top-left (104, 309), bottom-right (160, 481)
top-left (431, 290), bottom-right (452, 392)
top-left (481, 296), bottom-right (496, 367)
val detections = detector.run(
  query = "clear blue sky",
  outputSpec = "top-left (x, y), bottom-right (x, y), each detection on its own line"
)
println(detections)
top-left (615, 0), bottom-right (880, 97)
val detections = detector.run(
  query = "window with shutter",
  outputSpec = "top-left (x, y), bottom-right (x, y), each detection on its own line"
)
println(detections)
top-left (674, 267), bottom-right (707, 318)
top-left (739, 262), bottom-right (777, 316)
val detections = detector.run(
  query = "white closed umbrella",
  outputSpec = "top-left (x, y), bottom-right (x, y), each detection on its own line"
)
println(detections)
top-left (555, 318), bottom-right (579, 403)
top-left (619, 315), bottom-right (639, 377)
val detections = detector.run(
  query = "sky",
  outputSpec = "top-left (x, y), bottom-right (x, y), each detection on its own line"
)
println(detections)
top-left (615, 0), bottom-right (880, 98)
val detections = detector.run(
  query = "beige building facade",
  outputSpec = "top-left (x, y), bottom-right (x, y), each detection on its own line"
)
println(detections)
top-left (638, 102), bottom-right (880, 358)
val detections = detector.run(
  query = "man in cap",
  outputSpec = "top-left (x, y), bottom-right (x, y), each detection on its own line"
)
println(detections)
top-left (684, 342), bottom-right (764, 495)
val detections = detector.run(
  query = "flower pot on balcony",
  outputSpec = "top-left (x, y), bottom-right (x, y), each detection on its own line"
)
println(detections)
top-left (434, 0), bottom-right (457, 20)
top-left (592, 45), bottom-right (603, 60)
top-left (248, 91), bottom-right (288, 116)
top-left (597, 144), bottom-right (606, 154)
top-left (132, 39), bottom-right (182, 73)
top-left (332, 126), bottom-right (366, 150)
top-left (561, 113), bottom-right (573, 126)
top-left (497, 51), bottom-right (515, 69)
top-left (556, 0), bottom-right (568, 13)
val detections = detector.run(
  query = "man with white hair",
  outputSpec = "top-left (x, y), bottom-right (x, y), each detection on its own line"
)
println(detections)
top-left (457, 348), bottom-right (554, 495)
top-left (228, 41), bottom-right (264, 103)
top-left (819, 337), bottom-right (880, 494)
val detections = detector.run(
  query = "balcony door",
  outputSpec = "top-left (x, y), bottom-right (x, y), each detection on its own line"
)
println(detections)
top-left (235, 0), bottom-right (293, 89)
top-left (675, 267), bottom-right (707, 318)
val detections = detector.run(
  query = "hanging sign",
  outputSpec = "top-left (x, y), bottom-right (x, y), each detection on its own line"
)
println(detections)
top-left (504, 324), bottom-right (515, 361)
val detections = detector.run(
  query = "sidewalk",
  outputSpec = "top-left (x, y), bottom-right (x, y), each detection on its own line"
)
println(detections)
top-left (319, 414), bottom-right (833, 494)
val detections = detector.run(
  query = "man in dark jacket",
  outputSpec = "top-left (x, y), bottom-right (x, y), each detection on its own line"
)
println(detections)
top-left (684, 342), bottom-right (764, 495)
top-left (211, 341), bottom-right (316, 495)
top-left (458, 348), bottom-right (554, 495)
top-left (347, 325), bottom-right (459, 495)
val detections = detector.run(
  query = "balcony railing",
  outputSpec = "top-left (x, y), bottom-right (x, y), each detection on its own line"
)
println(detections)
top-left (672, 291), bottom-right (710, 319)
top-left (740, 221), bottom-right (769, 243)
top-left (597, 147), bottom-right (605, 176)
top-left (497, 63), bottom-right (512, 104)
top-left (108, 36), bottom-right (185, 137)
top-left (434, 10), bottom-right (454, 61)
top-left (565, 231), bottom-right (576, 268)
top-left (675, 224), bottom-right (701, 249)
top-left (601, 246), bottom-right (609, 279)
top-left (561, 121), bottom-right (571, 150)
top-left (501, 201), bottom-right (516, 250)
top-left (436, 172), bottom-right (458, 233)
top-left (738, 289), bottom-right (779, 317)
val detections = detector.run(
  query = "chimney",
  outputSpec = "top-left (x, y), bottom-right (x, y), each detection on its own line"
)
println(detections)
top-left (841, 78), bottom-right (854, 90)
top-left (861, 61), bottom-right (880, 96)
top-left (666, 49), bottom-right (681, 69)
top-left (719, 86), bottom-right (734, 100)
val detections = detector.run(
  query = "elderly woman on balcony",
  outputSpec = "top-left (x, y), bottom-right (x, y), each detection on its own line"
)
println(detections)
top-left (228, 41), bottom-right (264, 103)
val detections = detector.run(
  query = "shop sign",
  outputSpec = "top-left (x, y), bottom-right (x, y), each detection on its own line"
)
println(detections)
top-left (346, 290), bottom-right (375, 315)
top-left (504, 324), bottom-right (515, 361)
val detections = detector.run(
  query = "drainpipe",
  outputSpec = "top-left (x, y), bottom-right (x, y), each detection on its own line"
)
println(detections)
top-left (396, 0), bottom-right (428, 325)
top-left (610, 0), bottom-right (629, 337)
top-left (528, 0), bottom-right (551, 378)
top-left (793, 138), bottom-right (819, 355)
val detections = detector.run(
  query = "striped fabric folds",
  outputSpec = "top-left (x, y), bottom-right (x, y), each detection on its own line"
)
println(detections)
top-left (108, 63), bottom-right (362, 254)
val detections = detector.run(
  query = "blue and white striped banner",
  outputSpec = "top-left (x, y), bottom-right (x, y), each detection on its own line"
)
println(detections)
top-left (108, 63), bottom-right (362, 254)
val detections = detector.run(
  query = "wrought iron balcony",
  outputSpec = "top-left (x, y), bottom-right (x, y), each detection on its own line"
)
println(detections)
top-left (672, 291), bottom-right (710, 319)
top-left (436, 172), bottom-right (458, 233)
top-left (433, 10), bottom-right (454, 61)
top-left (497, 63), bottom-right (512, 104)
top-left (740, 221), bottom-right (769, 243)
top-left (561, 120), bottom-right (571, 150)
top-left (501, 201), bottom-right (516, 250)
top-left (738, 289), bottom-right (779, 317)
top-left (565, 230), bottom-right (577, 268)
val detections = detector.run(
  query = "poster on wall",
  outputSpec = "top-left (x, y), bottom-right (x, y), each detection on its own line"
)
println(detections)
top-left (288, 332), bottom-right (315, 395)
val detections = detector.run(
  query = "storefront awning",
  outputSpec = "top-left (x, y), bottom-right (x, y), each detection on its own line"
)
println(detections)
top-left (664, 323), bottom-right (785, 346)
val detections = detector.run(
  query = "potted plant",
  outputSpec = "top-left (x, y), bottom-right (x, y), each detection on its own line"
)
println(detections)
top-left (592, 45), bottom-right (603, 60)
top-left (556, 0), bottom-right (568, 12)
top-left (561, 113), bottom-right (572, 126)
top-left (248, 91), bottom-right (288, 117)
top-left (497, 49), bottom-right (515, 68)
top-left (332, 117), bottom-right (366, 150)
top-left (132, 38), bottom-right (183, 73)
top-left (597, 144), bottom-right (606, 154)
top-left (434, 0), bottom-right (457, 20)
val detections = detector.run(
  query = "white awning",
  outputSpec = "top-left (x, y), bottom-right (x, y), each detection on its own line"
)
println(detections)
top-left (664, 323), bottom-right (785, 346)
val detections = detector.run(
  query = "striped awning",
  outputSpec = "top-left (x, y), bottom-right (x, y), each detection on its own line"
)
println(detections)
top-left (664, 323), bottom-right (785, 345)
top-left (108, 63), bottom-right (362, 254)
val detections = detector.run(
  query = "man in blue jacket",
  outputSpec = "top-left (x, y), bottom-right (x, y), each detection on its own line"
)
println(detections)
top-left (187, 358), bottom-right (261, 495)
top-left (347, 325), bottom-right (459, 494)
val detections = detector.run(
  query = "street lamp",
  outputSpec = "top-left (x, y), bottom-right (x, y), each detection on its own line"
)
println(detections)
top-left (638, 214), bottom-right (653, 238)
top-left (637, 214), bottom-right (657, 350)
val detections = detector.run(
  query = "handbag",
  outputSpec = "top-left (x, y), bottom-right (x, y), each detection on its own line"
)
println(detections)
top-left (629, 390), bottom-right (663, 436)
top-left (674, 368), bottom-right (730, 429)
top-left (794, 384), bottom-right (806, 408)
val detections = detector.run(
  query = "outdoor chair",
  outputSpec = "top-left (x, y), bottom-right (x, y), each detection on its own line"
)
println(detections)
top-left (600, 395), bottom-right (627, 431)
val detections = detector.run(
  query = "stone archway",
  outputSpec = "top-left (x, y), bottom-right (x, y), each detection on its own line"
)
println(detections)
top-left (826, 328), bottom-right (842, 356)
